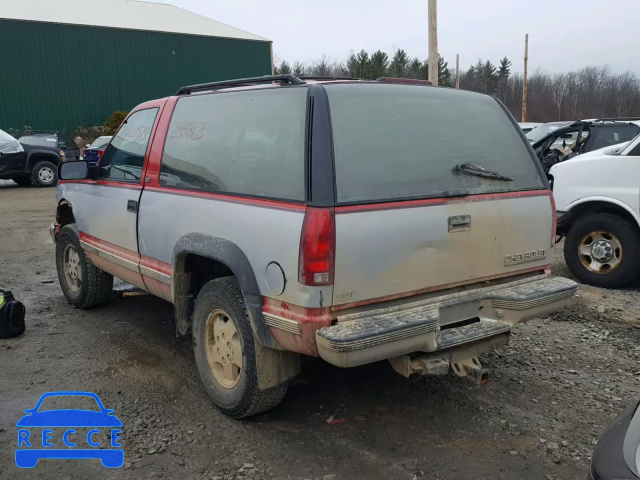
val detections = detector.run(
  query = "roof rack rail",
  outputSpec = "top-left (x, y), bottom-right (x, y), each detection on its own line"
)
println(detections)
top-left (376, 77), bottom-right (433, 86)
top-left (298, 76), bottom-right (358, 81)
top-left (23, 129), bottom-right (64, 135)
top-left (176, 74), bottom-right (306, 95)
top-left (599, 117), bottom-right (640, 122)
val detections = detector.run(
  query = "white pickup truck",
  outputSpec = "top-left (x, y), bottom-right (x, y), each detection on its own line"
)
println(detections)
top-left (551, 134), bottom-right (640, 288)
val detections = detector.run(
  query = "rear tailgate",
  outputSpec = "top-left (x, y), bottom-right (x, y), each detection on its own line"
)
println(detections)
top-left (333, 191), bottom-right (552, 306)
top-left (324, 83), bottom-right (550, 308)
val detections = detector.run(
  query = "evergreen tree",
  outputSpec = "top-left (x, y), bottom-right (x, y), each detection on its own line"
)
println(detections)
top-left (292, 61), bottom-right (304, 76)
top-left (355, 50), bottom-right (370, 79)
top-left (407, 58), bottom-right (423, 79)
top-left (279, 61), bottom-right (292, 75)
top-left (389, 49), bottom-right (409, 78)
top-left (498, 57), bottom-right (512, 78)
top-left (438, 55), bottom-right (453, 86)
top-left (346, 53), bottom-right (359, 78)
top-left (369, 50), bottom-right (389, 79)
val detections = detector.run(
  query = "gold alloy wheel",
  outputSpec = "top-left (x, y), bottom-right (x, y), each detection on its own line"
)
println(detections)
top-left (204, 309), bottom-right (243, 389)
top-left (63, 244), bottom-right (82, 292)
top-left (578, 230), bottom-right (623, 274)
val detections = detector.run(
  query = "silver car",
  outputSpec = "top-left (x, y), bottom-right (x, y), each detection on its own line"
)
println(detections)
top-left (52, 74), bottom-right (577, 418)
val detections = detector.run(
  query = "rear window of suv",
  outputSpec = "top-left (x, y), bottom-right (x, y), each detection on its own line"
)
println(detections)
top-left (325, 84), bottom-right (544, 204)
top-left (18, 135), bottom-right (57, 148)
top-left (160, 87), bottom-right (307, 201)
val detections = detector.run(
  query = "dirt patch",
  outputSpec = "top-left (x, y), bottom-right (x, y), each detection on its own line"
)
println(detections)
top-left (1, 183), bottom-right (638, 479)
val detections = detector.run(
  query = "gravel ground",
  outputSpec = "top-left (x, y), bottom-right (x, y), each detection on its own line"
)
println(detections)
top-left (0, 182), bottom-right (639, 480)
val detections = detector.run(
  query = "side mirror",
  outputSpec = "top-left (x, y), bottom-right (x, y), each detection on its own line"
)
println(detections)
top-left (59, 160), bottom-right (88, 180)
top-left (85, 144), bottom-right (90, 148)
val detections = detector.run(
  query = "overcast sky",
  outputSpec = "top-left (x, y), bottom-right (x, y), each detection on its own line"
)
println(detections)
top-left (158, 0), bottom-right (637, 74)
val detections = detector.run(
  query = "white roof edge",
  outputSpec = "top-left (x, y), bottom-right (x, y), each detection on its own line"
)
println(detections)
top-left (0, 0), bottom-right (271, 42)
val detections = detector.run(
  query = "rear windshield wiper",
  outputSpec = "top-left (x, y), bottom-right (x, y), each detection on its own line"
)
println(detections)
top-left (453, 163), bottom-right (514, 181)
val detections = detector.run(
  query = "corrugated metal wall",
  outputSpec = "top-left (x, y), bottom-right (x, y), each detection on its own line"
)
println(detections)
top-left (0, 19), bottom-right (271, 132)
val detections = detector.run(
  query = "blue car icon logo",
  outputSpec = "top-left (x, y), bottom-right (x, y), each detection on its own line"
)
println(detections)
top-left (15, 391), bottom-right (123, 468)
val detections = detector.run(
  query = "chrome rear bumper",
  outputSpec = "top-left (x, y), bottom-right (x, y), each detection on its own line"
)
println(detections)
top-left (316, 276), bottom-right (577, 368)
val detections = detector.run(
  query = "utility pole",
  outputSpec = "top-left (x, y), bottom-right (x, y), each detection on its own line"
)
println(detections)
top-left (522, 33), bottom-right (529, 122)
top-left (455, 54), bottom-right (460, 89)
top-left (428, 0), bottom-right (438, 86)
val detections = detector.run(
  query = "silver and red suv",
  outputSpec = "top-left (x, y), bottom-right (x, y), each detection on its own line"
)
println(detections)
top-left (52, 74), bottom-right (577, 418)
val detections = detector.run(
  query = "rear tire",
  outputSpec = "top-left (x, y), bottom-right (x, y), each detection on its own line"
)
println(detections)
top-left (31, 160), bottom-right (58, 187)
top-left (564, 213), bottom-right (640, 288)
top-left (55, 224), bottom-right (113, 308)
top-left (11, 176), bottom-right (31, 186)
top-left (192, 277), bottom-right (288, 418)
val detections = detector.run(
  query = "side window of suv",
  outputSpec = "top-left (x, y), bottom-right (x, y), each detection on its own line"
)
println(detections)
top-left (159, 87), bottom-right (307, 201)
top-left (98, 108), bottom-right (158, 182)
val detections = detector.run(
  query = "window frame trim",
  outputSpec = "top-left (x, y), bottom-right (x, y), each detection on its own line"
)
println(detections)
top-left (98, 106), bottom-right (160, 185)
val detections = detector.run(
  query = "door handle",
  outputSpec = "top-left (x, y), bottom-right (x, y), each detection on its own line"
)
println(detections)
top-left (127, 200), bottom-right (138, 213)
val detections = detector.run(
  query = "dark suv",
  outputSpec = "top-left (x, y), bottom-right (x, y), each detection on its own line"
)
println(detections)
top-left (0, 131), bottom-right (79, 187)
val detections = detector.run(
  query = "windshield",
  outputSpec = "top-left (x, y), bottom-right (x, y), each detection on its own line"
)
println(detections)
top-left (90, 137), bottom-right (111, 149)
top-left (325, 84), bottom-right (544, 204)
top-left (526, 123), bottom-right (570, 143)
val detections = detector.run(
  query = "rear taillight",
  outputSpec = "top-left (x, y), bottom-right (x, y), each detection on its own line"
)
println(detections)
top-left (98, 149), bottom-right (105, 158)
top-left (299, 208), bottom-right (335, 286)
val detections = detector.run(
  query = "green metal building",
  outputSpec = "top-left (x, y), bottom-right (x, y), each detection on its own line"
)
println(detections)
top-left (0, 0), bottom-right (272, 132)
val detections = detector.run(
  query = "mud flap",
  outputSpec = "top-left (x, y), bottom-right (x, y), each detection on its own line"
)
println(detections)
top-left (254, 340), bottom-right (301, 391)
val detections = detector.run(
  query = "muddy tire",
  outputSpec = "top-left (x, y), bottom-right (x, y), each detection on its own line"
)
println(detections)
top-left (564, 213), bottom-right (640, 288)
top-left (31, 160), bottom-right (58, 187)
top-left (192, 277), bottom-right (288, 418)
top-left (55, 224), bottom-right (113, 308)
top-left (11, 176), bottom-right (31, 186)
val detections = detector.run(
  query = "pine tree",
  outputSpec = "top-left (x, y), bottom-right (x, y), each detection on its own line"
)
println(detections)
top-left (369, 50), bottom-right (389, 79)
top-left (407, 58), bottom-right (423, 79)
top-left (438, 55), bottom-right (453, 86)
top-left (292, 61), bottom-right (304, 76)
top-left (279, 61), bottom-right (292, 75)
top-left (346, 54), bottom-right (359, 78)
top-left (355, 50), bottom-right (370, 79)
top-left (389, 49), bottom-right (409, 78)
top-left (498, 57), bottom-right (512, 78)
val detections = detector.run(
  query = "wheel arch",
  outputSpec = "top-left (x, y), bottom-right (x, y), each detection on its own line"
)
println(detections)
top-left (559, 197), bottom-right (640, 235)
top-left (172, 233), bottom-right (278, 349)
top-left (55, 200), bottom-right (76, 227)
top-left (26, 150), bottom-right (60, 172)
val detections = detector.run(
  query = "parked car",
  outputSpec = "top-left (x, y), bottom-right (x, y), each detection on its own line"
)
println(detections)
top-left (51, 74), bottom-right (576, 418)
top-left (0, 131), bottom-right (78, 187)
top-left (531, 120), bottom-right (640, 173)
top-left (518, 122), bottom-right (542, 134)
top-left (551, 133), bottom-right (640, 288)
top-left (590, 399), bottom-right (640, 480)
top-left (83, 136), bottom-right (112, 166)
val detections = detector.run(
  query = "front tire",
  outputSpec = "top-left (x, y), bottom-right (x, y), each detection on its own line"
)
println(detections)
top-left (55, 224), bottom-right (113, 308)
top-left (564, 213), bottom-right (640, 288)
top-left (192, 277), bottom-right (288, 418)
top-left (31, 160), bottom-right (58, 187)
